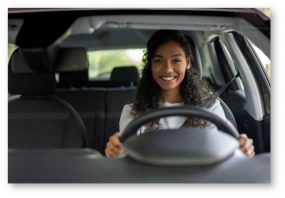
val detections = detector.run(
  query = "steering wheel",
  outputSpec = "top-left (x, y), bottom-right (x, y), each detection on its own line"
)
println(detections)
top-left (120, 105), bottom-right (239, 142)
top-left (119, 105), bottom-right (240, 166)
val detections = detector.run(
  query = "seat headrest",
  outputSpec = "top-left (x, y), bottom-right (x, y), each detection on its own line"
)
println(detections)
top-left (55, 48), bottom-right (89, 88)
top-left (185, 35), bottom-right (203, 75)
top-left (54, 48), bottom-right (89, 72)
top-left (192, 44), bottom-right (203, 75)
top-left (110, 66), bottom-right (139, 85)
top-left (8, 48), bottom-right (56, 95)
top-left (16, 45), bottom-right (59, 73)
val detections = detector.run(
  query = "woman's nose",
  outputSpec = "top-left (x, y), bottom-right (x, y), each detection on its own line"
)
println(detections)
top-left (162, 60), bottom-right (173, 72)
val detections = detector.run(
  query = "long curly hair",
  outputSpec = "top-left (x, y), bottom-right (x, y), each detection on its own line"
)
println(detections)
top-left (131, 30), bottom-right (213, 128)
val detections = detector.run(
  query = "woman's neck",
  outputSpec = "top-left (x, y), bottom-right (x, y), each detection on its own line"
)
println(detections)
top-left (160, 89), bottom-right (183, 103)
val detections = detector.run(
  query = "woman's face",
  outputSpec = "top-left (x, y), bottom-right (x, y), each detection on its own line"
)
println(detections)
top-left (151, 40), bottom-right (190, 93)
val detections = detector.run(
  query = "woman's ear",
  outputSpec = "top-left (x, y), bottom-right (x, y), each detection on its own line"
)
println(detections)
top-left (186, 59), bottom-right (191, 70)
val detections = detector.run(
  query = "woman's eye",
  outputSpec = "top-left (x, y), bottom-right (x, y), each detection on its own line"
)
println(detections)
top-left (173, 59), bottom-right (182, 63)
top-left (153, 59), bottom-right (162, 63)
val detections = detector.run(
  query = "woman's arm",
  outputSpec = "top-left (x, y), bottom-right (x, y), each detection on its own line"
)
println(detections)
top-left (105, 104), bottom-right (133, 157)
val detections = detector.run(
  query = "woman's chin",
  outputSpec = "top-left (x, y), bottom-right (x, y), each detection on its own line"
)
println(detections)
top-left (159, 85), bottom-right (180, 92)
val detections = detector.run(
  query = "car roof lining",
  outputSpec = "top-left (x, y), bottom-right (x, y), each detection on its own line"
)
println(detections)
top-left (65, 14), bottom-right (269, 56)
top-left (71, 15), bottom-right (260, 33)
top-left (9, 13), bottom-right (270, 58)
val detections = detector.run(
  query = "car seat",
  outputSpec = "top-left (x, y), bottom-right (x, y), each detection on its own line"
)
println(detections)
top-left (8, 48), bottom-right (87, 148)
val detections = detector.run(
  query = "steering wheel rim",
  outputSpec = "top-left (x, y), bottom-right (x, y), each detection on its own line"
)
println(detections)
top-left (120, 105), bottom-right (239, 142)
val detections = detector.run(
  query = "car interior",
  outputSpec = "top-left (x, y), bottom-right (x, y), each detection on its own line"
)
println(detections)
top-left (8, 9), bottom-right (271, 182)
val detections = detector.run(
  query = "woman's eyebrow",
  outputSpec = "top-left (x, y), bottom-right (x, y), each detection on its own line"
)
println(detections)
top-left (153, 53), bottom-right (183, 58)
top-left (153, 54), bottom-right (163, 58)
top-left (171, 53), bottom-right (183, 57)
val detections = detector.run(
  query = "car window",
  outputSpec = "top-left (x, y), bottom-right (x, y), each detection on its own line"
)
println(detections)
top-left (8, 43), bottom-right (18, 59)
top-left (87, 49), bottom-right (144, 80)
top-left (250, 42), bottom-right (271, 79)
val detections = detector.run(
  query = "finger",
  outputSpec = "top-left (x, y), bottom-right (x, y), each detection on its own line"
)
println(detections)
top-left (105, 143), bottom-right (113, 157)
top-left (249, 150), bottom-right (255, 157)
top-left (105, 149), bottom-right (108, 157)
top-left (246, 145), bottom-right (255, 157)
top-left (105, 143), bottom-right (116, 157)
top-left (240, 146), bottom-right (246, 154)
top-left (110, 135), bottom-right (122, 149)
top-left (109, 132), bottom-right (120, 141)
top-left (105, 147), bottom-right (119, 158)
top-left (106, 142), bottom-right (122, 157)
top-left (110, 145), bottom-right (122, 154)
top-left (239, 137), bottom-right (246, 147)
top-left (106, 150), bottom-right (114, 158)
top-left (240, 140), bottom-right (251, 153)
top-left (240, 140), bottom-right (254, 156)
top-left (105, 148), bottom-right (111, 158)
top-left (239, 135), bottom-right (252, 147)
top-left (238, 134), bottom-right (248, 145)
top-left (242, 145), bottom-right (255, 157)
top-left (242, 138), bottom-right (253, 150)
top-left (239, 133), bottom-right (248, 138)
top-left (107, 141), bottom-right (122, 153)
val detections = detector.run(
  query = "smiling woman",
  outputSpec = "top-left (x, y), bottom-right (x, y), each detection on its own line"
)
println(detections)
top-left (105, 30), bottom-right (255, 159)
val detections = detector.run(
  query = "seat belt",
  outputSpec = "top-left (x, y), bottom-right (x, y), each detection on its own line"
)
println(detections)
top-left (180, 73), bottom-right (240, 128)
top-left (206, 73), bottom-right (240, 108)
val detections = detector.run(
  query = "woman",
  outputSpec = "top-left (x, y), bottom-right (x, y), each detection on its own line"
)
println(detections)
top-left (105, 30), bottom-right (255, 158)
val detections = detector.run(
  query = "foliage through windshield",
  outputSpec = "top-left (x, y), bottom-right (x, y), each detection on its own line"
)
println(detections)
top-left (87, 49), bottom-right (144, 80)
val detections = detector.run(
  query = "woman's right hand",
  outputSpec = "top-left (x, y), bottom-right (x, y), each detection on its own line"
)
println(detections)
top-left (105, 132), bottom-right (123, 158)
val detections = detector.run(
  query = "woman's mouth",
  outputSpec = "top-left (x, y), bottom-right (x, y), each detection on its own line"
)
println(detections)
top-left (160, 76), bottom-right (177, 81)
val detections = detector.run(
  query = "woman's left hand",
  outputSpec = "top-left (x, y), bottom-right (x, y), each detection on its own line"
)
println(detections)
top-left (239, 134), bottom-right (255, 157)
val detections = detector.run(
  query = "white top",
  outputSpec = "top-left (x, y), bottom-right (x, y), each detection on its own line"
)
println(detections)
top-left (119, 99), bottom-right (228, 135)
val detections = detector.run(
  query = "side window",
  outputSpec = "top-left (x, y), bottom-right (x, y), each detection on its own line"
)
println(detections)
top-left (250, 42), bottom-right (271, 79)
top-left (87, 49), bottom-right (144, 80)
top-left (8, 43), bottom-right (18, 60)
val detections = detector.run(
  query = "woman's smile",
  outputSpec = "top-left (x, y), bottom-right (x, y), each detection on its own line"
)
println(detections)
top-left (159, 75), bottom-right (178, 81)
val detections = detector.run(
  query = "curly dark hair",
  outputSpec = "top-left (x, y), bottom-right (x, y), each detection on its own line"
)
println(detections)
top-left (131, 30), bottom-right (213, 128)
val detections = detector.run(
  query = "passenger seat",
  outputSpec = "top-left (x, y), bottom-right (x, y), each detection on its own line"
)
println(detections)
top-left (110, 66), bottom-right (139, 86)
top-left (54, 48), bottom-right (106, 152)
top-left (8, 48), bottom-right (87, 149)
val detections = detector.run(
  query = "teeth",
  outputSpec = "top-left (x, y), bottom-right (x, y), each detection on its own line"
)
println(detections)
top-left (161, 76), bottom-right (176, 81)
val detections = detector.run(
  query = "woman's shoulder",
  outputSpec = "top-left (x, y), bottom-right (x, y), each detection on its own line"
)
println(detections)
top-left (119, 103), bottom-right (135, 132)
top-left (208, 99), bottom-right (221, 110)
top-left (122, 103), bottom-right (133, 113)
top-left (120, 103), bottom-right (135, 121)
top-left (207, 98), bottom-right (226, 119)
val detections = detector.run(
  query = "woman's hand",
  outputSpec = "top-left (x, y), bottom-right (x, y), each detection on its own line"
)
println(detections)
top-left (239, 133), bottom-right (255, 157)
top-left (105, 132), bottom-right (123, 158)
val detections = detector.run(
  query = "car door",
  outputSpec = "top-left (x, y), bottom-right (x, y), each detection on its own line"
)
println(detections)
top-left (220, 31), bottom-right (270, 154)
